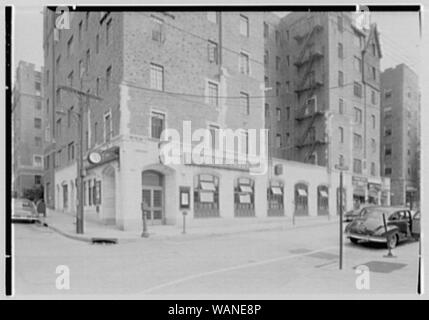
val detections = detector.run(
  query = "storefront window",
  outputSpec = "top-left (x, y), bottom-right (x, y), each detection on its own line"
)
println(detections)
top-left (194, 174), bottom-right (219, 218)
top-left (294, 183), bottom-right (308, 216)
top-left (317, 185), bottom-right (329, 215)
top-left (234, 177), bottom-right (255, 217)
top-left (268, 180), bottom-right (284, 216)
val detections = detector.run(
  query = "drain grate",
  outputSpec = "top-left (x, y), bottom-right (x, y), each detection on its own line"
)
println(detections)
top-left (354, 261), bottom-right (407, 273)
top-left (91, 238), bottom-right (118, 245)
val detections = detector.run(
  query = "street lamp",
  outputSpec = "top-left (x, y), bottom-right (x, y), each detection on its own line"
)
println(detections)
top-left (335, 160), bottom-right (348, 270)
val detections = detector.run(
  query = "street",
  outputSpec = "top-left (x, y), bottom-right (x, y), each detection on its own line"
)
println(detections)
top-left (13, 221), bottom-right (419, 297)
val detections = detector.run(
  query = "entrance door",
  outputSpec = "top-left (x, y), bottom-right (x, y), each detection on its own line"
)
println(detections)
top-left (142, 187), bottom-right (163, 225)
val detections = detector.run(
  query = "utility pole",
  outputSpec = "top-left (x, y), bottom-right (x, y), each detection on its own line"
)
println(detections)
top-left (57, 85), bottom-right (101, 234)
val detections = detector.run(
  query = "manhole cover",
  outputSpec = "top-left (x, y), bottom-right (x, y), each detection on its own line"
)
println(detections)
top-left (354, 261), bottom-right (407, 273)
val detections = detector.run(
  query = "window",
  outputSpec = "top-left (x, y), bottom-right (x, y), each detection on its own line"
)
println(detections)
top-left (338, 71), bottom-right (344, 87)
top-left (78, 21), bottom-right (82, 42)
top-left (276, 108), bottom-right (281, 121)
top-left (337, 15), bottom-right (343, 32)
top-left (239, 52), bottom-right (250, 75)
top-left (276, 56), bottom-right (280, 70)
top-left (275, 30), bottom-right (280, 44)
top-left (263, 22), bottom-right (269, 38)
top-left (339, 154), bottom-right (345, 166)
top-left (152, 16), bottom-right (164, 42)
top-left (207, 81), bottom-right (218, 106)
top-left (85, 12), bottom-right (90, 31)
top-left (67, 71), bottom-right (73, 86)
top-left (240, 92), bottom-right (249, 115)
top-left (207, 12), bottom-right (218, 24)
top-left (106, 66), bottom-right (111, 91)
top-left (35, 175), bottom-right (42, 185)
top-left (93, 121), bottom-right (98, 145)
top-left (354, 82), bottom-right (362, 97)
top-left (208, 40), bottom-right (218, 64)
top-left (96, 34), bottom-right (99, 54)
top-left (56, 150), bottom-right (62, 167)
top-left (353, 133), bottom-right (362, 149)
top-left (45, 155), bottom-right (50, 170)
top-left (264, 76), bottom-right (269, 88)
top-left (276, 82), bottom-right (281, 96)
top-left (385, 167), bottom-right (392, 175)
top-left (384, 126), bottom-right (392, 137)
top-left (34, 136), bottom-right (42, 147)
top-left (286, 107), bottom-right (290, 120)
top-left (150, 64), bottom-right (164, 91)
top-left (371, 138), bottom-right (376, 152)
top-left (384, 89), bottom-right (392, 99)
top-left (240, 15), bottom-right (249, 37)
top-left (85, 49), bottom-right (90, 74)
top-left (34, 118), bottom-right (42, 129)
top-left (34, 156), bottom-right (43, 167)
top-left (56, 118), bottom-right (62, 137)
top-left (286, 55), bottom-right (290, 67)
top-left (194, 174), bottom-right (219, 217)
top-left (265, 103), bottom-right (269, 117)
top-left (338, 42), bottom-right (343, 58)
top-left (285, 81), bottom-right (290, 93)
top-left (151, 112), bottom-right (165, 139)
top-left (372, 67), bottom-right (377, 80)
top-left (56, 55), bottom-right (61, 72)
top-left (353, 159), bottom-right (362, 174)
top-left (264, 50), bottom-right (269, 66)
top-left (35, 100), bottom-right (42, 110)
top-left (354, 56), bottom-right (362, 73)
top-left (371, 115), bottom-right (376, 129)
top-left (67, 106), bottom-right (73, 127)
top-left (67, 36), bottom-right (73, 57)
top-left (67, 142), bottom-right (74, 161)
top-left (339, 127), bottom-right (344, 143)
top-left (385, 144), bottom-right (392, 156)
top-left (354, 107), bottom-right (362, 124)
top-left (339, 98), bottom-right (344, 114)
top-left (276, 134), bottom-right (281, 148)
top-left (209, 125), bottom-right (220, 150)
top-left (35, 81), bottom-right (41, 95)
top-left (371, 90), bottom-right (377, 104)
top-left (106, 19), bottom-right (111, 45)
top-left (104, 113), bottom-right (112, 142)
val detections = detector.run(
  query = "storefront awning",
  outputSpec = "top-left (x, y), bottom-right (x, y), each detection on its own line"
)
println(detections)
top-left (201, 182), bottom-right (216, 191)
top-left (297, 188), bottom-right (307, 197)
top-left (353, 188), bottom-right (365, 197)
top-left (271, 187), bottom-right (283, 195)
top-left (240, 185), bottom-right (253, 193)
top-left (319, 190), bottom-right (328, 198)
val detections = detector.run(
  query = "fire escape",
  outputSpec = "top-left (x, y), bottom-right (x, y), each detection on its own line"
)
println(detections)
top-left (293, 17), bottom-right (326, 164)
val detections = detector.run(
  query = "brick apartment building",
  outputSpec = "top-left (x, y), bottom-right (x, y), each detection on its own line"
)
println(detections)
top-left (380, 64), bottom-right (420, 207)
top-left (43, 10), bottom-right (390, 231)
top-left (265, 12), bottom-right (390, 210)
top-left (12, 61), bottom-right (44, 198)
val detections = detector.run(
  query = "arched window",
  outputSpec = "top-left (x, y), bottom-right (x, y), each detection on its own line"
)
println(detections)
top-left (234, 177), bottom-right (255, 217)
top-left (268, 180), bottom-right (284, 216)
top-left (294, 183), bottom-right (308, 216)
top-left (194, 174), bottom-right (219, 218)
top-left (317, 185), bottom-right (329, 215)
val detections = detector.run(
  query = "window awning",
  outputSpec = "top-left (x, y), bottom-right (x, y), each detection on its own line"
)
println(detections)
top-left (201, 182), bottom-right (216, 191)
top-left (240, 185), bottom-right (253, 193)
top-left (297, 188), bottom-right (307, 197)
top-left (271, 187), bottom-right (283, 195)
top-left (353, 187), bottom-right (365, 197)
top-left (319, 190), bottom-right (328, 198)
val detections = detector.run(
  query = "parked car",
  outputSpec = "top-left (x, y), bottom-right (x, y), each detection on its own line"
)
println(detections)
top-left (344, 205), bottom-right (376, 222)
top-left (12, 198), bottom-right (39, 223)
top-left (345, 206), bottom-right (420, 248)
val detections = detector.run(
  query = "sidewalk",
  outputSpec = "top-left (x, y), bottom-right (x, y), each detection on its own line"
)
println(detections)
top-left (39, 210), bottom-right (339, 244)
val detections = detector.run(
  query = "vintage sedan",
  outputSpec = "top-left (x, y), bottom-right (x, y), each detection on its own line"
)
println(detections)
top-left (345, 206), bottom-right (420, 248)
top-left (12, 198), bottom-right (39, 223)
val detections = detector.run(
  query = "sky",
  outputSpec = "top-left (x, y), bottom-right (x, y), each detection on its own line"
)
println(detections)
top-left (12, 6), bottom-right (421, 76)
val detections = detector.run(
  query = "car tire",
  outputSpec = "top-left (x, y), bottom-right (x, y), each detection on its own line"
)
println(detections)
top-left (350, 238), bottom-right (359, 244)
top-left (387, 234), bottom-right (398, 249)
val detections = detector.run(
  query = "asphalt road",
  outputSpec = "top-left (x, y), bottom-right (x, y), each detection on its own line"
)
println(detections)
top-left (13, 221), bottom-right (419, 297)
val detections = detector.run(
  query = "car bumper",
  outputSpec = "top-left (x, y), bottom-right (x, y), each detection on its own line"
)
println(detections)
top-left (346, 232), bottom-right (387, 243)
